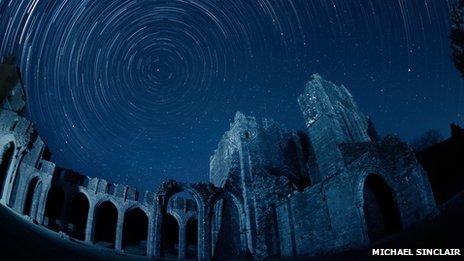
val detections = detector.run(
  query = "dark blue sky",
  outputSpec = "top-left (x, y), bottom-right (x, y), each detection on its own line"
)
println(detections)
top-left (1, 0), bottom-right (463, 191)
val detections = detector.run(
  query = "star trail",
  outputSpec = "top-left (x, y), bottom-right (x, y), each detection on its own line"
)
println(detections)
top-left (0, 0), bottom-right (462, 191)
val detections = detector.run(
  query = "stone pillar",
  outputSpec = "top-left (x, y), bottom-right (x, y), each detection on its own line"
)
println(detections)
top-left (147, 208), bottom-right (156, 258)
top-left (30, 186), bottom-right (41, 220)
top-left (153, 200), bottom-right (163, 258)
top-left (0, 149), bottom-right (19, 205)
top-left (115, 209), bottom-right (124, 251)
top-left (14, 172), bottom-right (27, 213)
top-left (36, 182), bottom-right (47, 224)
top-left (238, 145), bottom-right (257, 253)
top-left (276, 198), bottom-right (296, 257)
top-left (37, 176), bottom-right (53, 225)
top-left (178, 221), bottom-right (187, 259)
top-left (197, 205), bottom-right (211, 260)
top-left (85, 204), bottom-right (96, 243)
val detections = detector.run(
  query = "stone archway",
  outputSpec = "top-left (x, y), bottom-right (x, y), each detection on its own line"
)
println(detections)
top-left (157, 181), bottom-right (208, 260)
top-left (23, 176), bottom-right (42, 219)
top-left (164, 192), bottom-right (199, 259)
top-left (210, 191), bottom-right (247, 259)
top-left (0, 142), bottom-right (15, 198)
top-left (186, 216), bottom-right (198, 258)
top-left (162, 212), bottom-right (180, 259)
top-left (94, 201), bottom-right (118, 248)
top-left (44, 185), bottom-right (65, 231)
top-left (67, 193), bottom-right (89, 240)
top-left (363, 174), bottom-right (402, 241)
top-left (122, 207), bottom-right (149, 255)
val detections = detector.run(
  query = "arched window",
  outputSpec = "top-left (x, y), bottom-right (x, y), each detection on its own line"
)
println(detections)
top-left (0, 142), bottom-right (15, 198)
top-left (122, 207), bottom-right (148, 255)
top-left (44, 185), bottom-right (65, 231)
top-left (67, 193), bottom-right (89, 240)
top-left (363, 174), bottom-right (402, 241)
top-left (162, 191), bottom-right (199, 259)
top-left (94, 201), bottom-right (118, 248)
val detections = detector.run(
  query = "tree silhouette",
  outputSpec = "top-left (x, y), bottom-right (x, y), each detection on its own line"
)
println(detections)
top-left (451, 0), bottom-right (464, 78)
top-left (411, 129), bottom-right (444, 152)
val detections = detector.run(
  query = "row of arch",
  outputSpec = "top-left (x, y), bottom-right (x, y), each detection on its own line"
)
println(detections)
top-left (12, 174), bottom-right (250, 259)
top-left (0, 138), bottom-right (405, 258)
top-left (159, 191), bottom-right (248, 259)
top-left (21, 182), bottom-right (150, 254)
top-left (0, 140), bottom-right (162, 256)
top-left (0, 145), bottom-right (249, 260)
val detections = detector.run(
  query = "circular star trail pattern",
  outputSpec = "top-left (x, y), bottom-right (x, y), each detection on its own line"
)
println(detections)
top-left (0, 0), bottom-right (462, 190)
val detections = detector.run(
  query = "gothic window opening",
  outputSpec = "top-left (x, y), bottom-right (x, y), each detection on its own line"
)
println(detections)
top-left (67, 193), bottom-right (89, 240)
top-left (122, 207), bottom-right (148, 255)
top-left (363, 174), bottom-right (402, 241)
top-left (23, 177), bottom-right (41, 219)
top-left (163, 191), bottom-right (199, 259)
top-left (94, 201), bottom-right (118, 248)
top-left (44, 185), bottom-right (65, 231)
top-left (162, 213), bottom-right (180, 259)
top-left (211, 196), bottom-right (245, 259)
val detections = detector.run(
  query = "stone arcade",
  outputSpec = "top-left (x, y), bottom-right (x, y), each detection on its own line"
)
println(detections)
top-left (0, 65), bottom-right (437, 260)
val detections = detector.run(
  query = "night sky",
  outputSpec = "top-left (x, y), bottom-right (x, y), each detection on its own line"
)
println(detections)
top-left (0, 0), bottom-right (463, 191)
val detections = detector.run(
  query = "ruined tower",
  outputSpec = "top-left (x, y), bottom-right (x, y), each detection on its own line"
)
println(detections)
top-left (298, 74), bottom-right (371, 181)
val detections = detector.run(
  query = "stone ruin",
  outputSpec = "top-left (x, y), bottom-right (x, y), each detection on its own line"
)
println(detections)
top-left (0, 64), bottom-right (438, 260)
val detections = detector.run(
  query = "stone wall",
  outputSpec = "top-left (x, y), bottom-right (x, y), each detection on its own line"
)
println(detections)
top-left (209, 75), bottom-right (437, 259)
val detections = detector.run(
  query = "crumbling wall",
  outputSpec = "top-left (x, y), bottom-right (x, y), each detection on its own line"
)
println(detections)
top-left (275, 137), bottom-right (437, 258)
top-left (209, 111), bottom-right (314, 258)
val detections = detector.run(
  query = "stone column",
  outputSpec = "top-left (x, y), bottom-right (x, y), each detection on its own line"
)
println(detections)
top-left (30, 187), bottom-right (41, 220)
top-left (0, 149), bottom-right (19, 205)
top-left (147, 207), bottom-right (156, 258)
top-left (115, 209), bottom-right (124, 251)
top-left (36, 182), bottom-right (47, 224)
top-left (178, 221), bottom-right (187, 259)
top-left (238, 145), bottom-right (257, 253)
top-left (14, 174), bottom-right (26, 213)
top-left (85, 204), bottom-right (96, 243)
top-left (197, 205), bottom-right (211, 260)
top-left (153, 200), bottom-right (163, 258)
